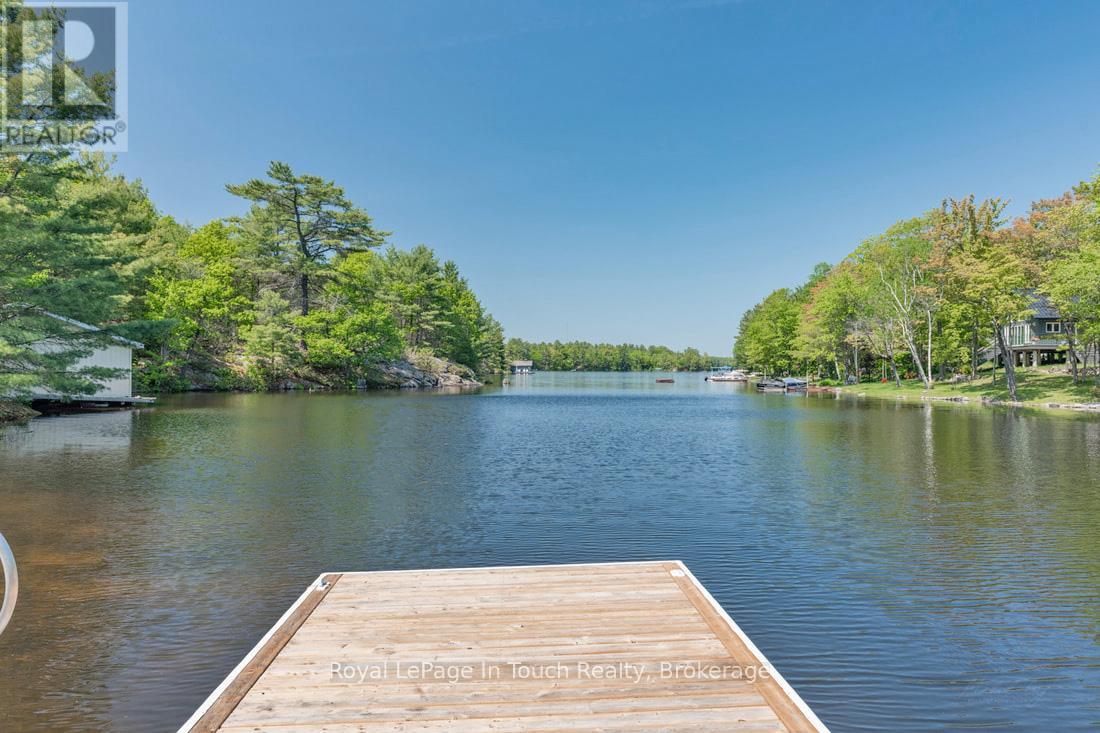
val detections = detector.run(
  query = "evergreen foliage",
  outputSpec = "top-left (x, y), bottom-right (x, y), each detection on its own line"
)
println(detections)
top-left (1, 155), bottom-right (505, 395)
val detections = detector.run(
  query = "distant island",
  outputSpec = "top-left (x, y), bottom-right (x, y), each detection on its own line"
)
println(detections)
top-left (504, 339), bottom-right (732, 372)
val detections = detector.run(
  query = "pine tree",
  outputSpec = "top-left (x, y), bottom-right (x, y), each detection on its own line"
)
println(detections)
top-left (0, 153), bottom-right (138, 396)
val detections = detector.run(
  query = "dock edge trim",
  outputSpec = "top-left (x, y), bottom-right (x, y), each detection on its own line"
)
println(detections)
top-left (674, 560), bottom-right (831, 733)
top-left (327, 559), bottom-right (677, 576)
top-left (176, 573), bottom-right (334, 733)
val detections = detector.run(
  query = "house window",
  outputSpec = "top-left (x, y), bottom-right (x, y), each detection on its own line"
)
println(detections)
top-left (1045, 322), bottom-right (1061, 334)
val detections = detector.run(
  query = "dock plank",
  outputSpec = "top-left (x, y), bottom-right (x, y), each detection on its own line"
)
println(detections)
top-left (181, 562), bottom-right (827, 732)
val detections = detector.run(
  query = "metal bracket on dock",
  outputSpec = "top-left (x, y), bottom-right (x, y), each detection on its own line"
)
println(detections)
top-left (0, 530), bottom-right (17, 638)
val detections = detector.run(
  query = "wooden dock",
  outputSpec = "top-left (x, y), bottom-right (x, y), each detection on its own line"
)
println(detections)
top-left (180, 561), bottom-right (828, 732)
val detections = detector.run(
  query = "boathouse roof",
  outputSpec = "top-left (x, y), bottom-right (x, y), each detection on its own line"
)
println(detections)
top-left (41, 310), bottom-right (144, 349)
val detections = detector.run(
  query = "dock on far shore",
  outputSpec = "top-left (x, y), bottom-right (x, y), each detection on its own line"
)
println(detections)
top-left (180, 561), bottom-right (829, 732)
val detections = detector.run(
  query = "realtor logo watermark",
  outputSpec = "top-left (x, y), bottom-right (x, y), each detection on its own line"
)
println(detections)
top-left (330, 661), bottom-right (773, 686)
top-left (1, 1), bottom-right (127, 151)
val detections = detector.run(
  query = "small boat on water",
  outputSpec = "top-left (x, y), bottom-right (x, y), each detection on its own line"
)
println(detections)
top-left (706, 369), bottom-right (747, 382)
top-left (756, 377), bottom-right (807, 392)
top-left (656, 378), bottom-right (675, 383)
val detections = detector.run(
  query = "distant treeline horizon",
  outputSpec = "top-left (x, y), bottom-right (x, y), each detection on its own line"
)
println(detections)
top-left (504, 338), bottom-right (733, 372)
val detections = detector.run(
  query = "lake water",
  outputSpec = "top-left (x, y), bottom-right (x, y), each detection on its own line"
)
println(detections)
top-left (2, 372), bottom-right (1100, 731)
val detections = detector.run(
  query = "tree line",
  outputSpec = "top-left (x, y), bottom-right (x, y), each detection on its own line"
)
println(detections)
top-left (733, 172), bottom-right (1100, 401)
top-left (505, 339), bottom-right (730, 372)
top-left (1, 153), bottom-right (505, 396)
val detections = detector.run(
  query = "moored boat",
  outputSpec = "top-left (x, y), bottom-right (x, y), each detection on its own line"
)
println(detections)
top-left (755, 377), bottom-right (807, 392)
top-left (756, 378), bottom-right (786, 392)
top-left (706, 369), bottom-right (748, 382)
top-left (656, 378), bottom-right (675, 383)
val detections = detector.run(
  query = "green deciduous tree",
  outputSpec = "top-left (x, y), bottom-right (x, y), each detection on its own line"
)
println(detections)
top-left (931, 196), bottom-right (1025, 399)
top-left (796, 262), bottom-right (861, 381)
top-left (298, 304), bottom-right (403, 376)
top-left (1045, 240), bottom-right (1100, 384)
top-left (854, 215), bottom-right (939, 388)
top-left (145, 221), bottom-right (254, 357)
top-left (1042, 172), bottom-right (1100, 384)
top-left (733, 288), bottom-right (800, 377)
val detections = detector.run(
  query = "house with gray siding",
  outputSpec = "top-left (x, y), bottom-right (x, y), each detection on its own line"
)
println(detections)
top-left (995, 293), bottom-right (1075, 368)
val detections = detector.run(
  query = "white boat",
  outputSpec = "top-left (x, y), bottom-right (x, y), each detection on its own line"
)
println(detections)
top-left (706, 369), bottom-right (748, 382)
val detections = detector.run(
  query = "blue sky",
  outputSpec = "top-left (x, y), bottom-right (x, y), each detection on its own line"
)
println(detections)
top-left (116, 0), bottom-right (1100, 354)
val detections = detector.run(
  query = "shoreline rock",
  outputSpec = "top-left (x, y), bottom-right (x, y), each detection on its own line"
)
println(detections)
top-left (368, 355), bottom-right (483, 390)
top-left (154, 353), bottom-right (486, 393)
top-left (0, 401), bottom-right (40, 424)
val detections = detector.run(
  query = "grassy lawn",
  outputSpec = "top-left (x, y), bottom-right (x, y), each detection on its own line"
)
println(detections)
top-left (840, 368), bottom-right (1100, 406)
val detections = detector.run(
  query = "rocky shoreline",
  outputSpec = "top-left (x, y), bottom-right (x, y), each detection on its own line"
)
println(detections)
top-left (366, 355), bottom-right (485, 390)
top-left (1, 356), bottom-right (487, 424)
top-left (0, 401), bottom-right (40, 424)
top-left (169, 352), bottom-right (488, 393)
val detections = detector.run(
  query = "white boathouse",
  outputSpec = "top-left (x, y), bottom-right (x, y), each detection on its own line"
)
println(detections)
top-left (29, 312), bottom-right (151, 404)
